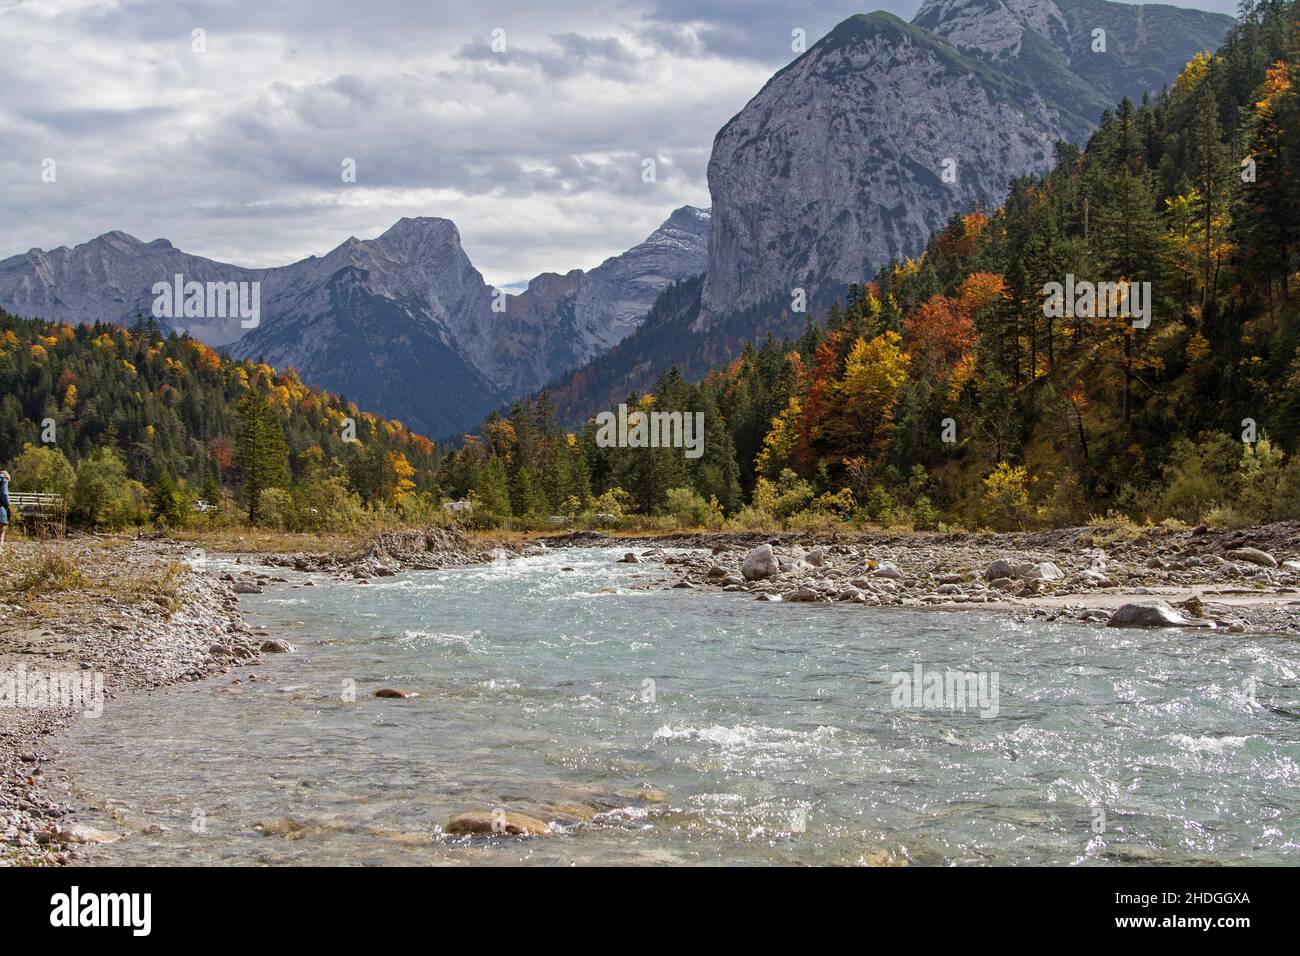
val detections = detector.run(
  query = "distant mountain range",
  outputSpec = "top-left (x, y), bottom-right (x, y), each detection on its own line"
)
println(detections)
top-left (0, 0), bottom-right (1231, 436)
top-left (0, 207), bottom-right (709, 436)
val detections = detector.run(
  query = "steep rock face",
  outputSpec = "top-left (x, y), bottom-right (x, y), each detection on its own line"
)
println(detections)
top-left (699, 12), bottom-right (1067, 325)
top-left (495, 204), bottom-right (709, 393)
top-left (230, 262), bottom-right (506, 438)
top-left (227, 218), bottom-right (506, 436)
top-left (914, 0), bottom-right (1234, 124)
top-left (697, 1), bottom-right (1233, 327)
top-left (230, 210), bottom-right (706, 433)
top-left (549, 204), bottom-right (710, 358)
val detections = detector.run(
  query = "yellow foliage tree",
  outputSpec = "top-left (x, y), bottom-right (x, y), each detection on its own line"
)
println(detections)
top-left (386, 451), bottom-right (416, 503)
top-left (755, 396), bottom-right (802, 479)
top-left (981, 462), bottom-right (1032, 531)
top-left (821, 332), bottom-right (912, 465)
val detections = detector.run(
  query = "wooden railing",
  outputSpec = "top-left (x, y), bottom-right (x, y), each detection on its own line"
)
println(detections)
top-left (8, 492), bottom-right (67, 536)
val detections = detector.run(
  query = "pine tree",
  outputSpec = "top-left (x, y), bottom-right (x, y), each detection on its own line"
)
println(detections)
top-left (235, 387), bottom-right (290, 523)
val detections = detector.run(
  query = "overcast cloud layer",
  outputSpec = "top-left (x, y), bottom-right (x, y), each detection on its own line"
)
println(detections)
top-left (0, 0), bottom-right (1239, 287)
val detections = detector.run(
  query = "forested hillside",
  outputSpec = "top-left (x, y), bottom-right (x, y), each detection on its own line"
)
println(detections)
top-left (0, 313), bottom-right (439, 529)
top-left (456, 0), bottom-right (1300, 531)
top-left (5, 1), bottom-right (1299, 535)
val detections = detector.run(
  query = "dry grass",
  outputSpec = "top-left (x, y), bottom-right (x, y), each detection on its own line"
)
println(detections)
top-left (1, 543), bottom-right (192, 619)
top-left (0, 549), bottom-right (84, 604)
top-left (120, 561), bottom-right (190, 615)
top-left (169, 527), bottom-right (369, 554)
top-left (1085, 511), bottom-right (1151, 546)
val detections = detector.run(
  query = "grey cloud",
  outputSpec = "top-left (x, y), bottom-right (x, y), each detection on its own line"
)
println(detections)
top-left (0, 0), bottom-right (812, 280)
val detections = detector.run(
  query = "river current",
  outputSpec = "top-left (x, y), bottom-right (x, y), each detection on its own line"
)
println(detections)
top-left (54, 547), bottom-right (1299, 865)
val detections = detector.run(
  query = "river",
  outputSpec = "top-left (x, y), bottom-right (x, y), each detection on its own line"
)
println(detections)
top-left (52, 547), bottom-right (1300, 865)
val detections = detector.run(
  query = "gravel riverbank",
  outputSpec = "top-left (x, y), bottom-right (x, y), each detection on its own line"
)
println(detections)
top-left (1, 527), bottom-right (525, 865)
top-left (0, 538), bottom-right (261, 865)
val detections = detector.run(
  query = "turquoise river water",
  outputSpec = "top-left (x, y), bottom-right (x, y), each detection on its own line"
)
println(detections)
top-left (53, 547), bottom-right (1299, 865)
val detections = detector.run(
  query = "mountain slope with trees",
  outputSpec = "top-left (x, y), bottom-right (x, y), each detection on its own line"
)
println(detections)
top-left (454, 0), bottom-right (1300, 531)
top-left (0, 313), bottom-right (441, 530)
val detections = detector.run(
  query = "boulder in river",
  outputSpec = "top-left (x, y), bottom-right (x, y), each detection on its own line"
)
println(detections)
top-left (260, 639), bottom-right (296, 654)
top-left (618, 552), bottom-right (641, 563)
top-left (52, 824), bottom-right (120, 845)
top-left (742, 544), bottom-right (781, 580)
top-left (1105, 601), bottom-right (1209, 628)
top-left (444, 811), bottom-right (550, 837)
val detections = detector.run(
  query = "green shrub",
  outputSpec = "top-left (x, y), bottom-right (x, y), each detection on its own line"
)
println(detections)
top-left (911, 494), bottom-right (941, 531)
top-left (726, 505), bottom-right (775, 530)
top-left (287, 476), bottom-right (367, 531)
top-left (150, 473), bottom-right (194, 530)
top-left (784, 509), bottom-right (847, 534)
top-left (256, 487), bottom-right (293, 530)
top-left (663, 487), bottom-right (722, 529)
top-left (11, 444), bottom-right (75, 498)
top-left (70, 447), bottom-right (141, 530)
top-left (753, 469), bottom-right (814, 520)
top-left (1200, 504), bottom-right (1251, 529)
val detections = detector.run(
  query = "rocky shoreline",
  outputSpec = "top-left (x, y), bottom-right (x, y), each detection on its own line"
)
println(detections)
top-left (0, 539), bottom-right (264, 865)
top-left (546, 521), bottom-right (1300, 634)
top-left (1, 526), bottom-right (530, 865)
top-left (262, 526), bottom-right (528, 582)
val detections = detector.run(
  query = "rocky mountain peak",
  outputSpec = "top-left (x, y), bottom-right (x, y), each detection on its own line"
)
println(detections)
top-left (87, 230), bottom-right (146, 253)
top-left (698, 7), bottom-right (1061, 325)
top-left (378, 216), bottom-right (460, 245)
top-left (695, 0), bottom-right (1232, 328)
top-left (912, 0), bottom-right (1050, 57)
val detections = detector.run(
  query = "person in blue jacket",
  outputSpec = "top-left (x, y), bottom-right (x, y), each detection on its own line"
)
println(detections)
top-left (0, 469), bottom-right (9, 550)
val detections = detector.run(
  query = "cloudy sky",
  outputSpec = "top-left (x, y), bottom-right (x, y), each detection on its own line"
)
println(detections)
top-left (1, 0), bottom-right (1237, 288)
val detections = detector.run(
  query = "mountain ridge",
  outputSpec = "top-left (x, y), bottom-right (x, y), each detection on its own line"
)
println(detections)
top-left (0, 207), bottom-right (711, 436)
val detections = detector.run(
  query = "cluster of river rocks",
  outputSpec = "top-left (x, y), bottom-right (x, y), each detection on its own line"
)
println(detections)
top-left (264, 526), bottom-right (525, 583)
top-left (590, 522), bottom-right (1300, 634)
